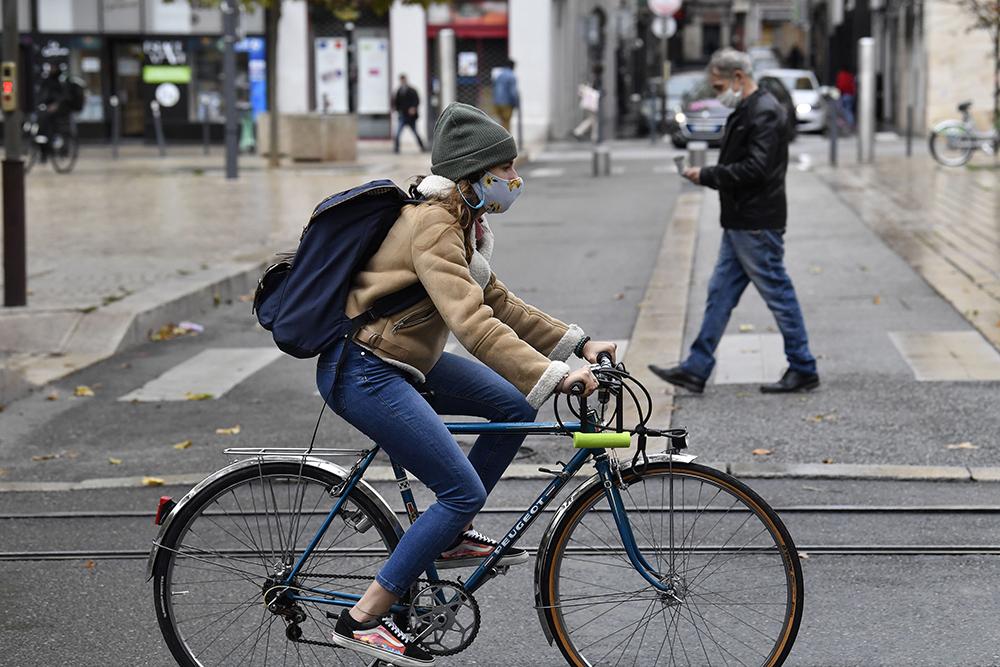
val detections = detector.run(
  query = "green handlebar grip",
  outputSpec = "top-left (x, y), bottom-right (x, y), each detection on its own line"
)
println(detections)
top-left (573, 432), bottom-right (632, 449)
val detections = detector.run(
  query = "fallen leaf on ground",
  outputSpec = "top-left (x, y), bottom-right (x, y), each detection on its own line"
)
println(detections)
top-left (738, 323), bottom-right (755, 333)
top-left (808, 265), bottom-right (823, 274)
top-left (119, 362), bottom-right (132, 369)
top-left (151, 322), bottom-right (202, 342)
top-left (613, 292), bottom-right (625, 300)
top-left (872, 295), bottom-right (881, 305)
top-left (736, 391), bottom-right (751, 398)
top-left (822, 458), bottom-right (835, 464)
top-left (31, 454), bottom-right (58, 462)
top-left (74, 385), bottom-right (95, 397)
top-left (0, 468), bottom-right (8, 477)
top-left (172, 439), bottom-right (193, 450)
top-left (945, 442), bottom-right (978, 450)
top-left (108, 457), bottom-right (123, 465)
top-left (46, 392), bottom-right (59, 401)
top-left (184, 392), bottom-right (214, 401)
top-left (142, 476), bottom-right (166, 487)
top-left (808, 412), bottom-right (838, 423)
top-left (83, 560), bottom-right (96, 571)
top-left (751, 448), bottom-right (773, 456)
top-left (215, 425), bottom-right (241, 436)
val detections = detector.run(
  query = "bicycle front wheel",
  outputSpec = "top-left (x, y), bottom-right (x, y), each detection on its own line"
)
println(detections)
top-left (929, 124), bottom-right (974, 166)
top-left (50, 132), bottom-right (79, 173)
top-left (152, 460), bottom-right (400, 666)
top-left (538, 461), bottom-right (803, 666)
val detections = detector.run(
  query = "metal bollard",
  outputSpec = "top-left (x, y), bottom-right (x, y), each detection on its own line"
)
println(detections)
top-left (200, 100), bottom-right (210, 156)
top-left (150, 100), bottom-right (166, 157)
top-left (109, 94), bottom-right (121, 160)
top-left (905, 105), bottom-right (913, 158)
top-left (591, 144), bottom-right (611, 177)
top-left (687, 141), bottom-right (708, 168)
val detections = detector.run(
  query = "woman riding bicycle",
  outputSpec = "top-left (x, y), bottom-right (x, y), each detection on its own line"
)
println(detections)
top-left (319, 102), bottom-right (616, 666)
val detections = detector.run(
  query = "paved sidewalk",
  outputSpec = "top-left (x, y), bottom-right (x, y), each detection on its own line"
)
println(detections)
top-left (819, 158), bottom-right (1000, 349)
top-left (0, 141), bottom-right (432, 402)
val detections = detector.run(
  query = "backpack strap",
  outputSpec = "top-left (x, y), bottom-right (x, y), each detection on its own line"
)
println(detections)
top-left (349, 282), bottom-right (429, 333)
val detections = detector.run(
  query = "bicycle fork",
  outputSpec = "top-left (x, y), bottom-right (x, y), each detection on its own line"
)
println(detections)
top-left (594, 454), bottom-right (676, 595)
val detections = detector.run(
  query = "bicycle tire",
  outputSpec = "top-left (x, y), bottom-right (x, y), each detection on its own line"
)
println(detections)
top-left (50, 132), bottom-right (78, 174)
top-left (929, 125), bottom-right (974, 167)
top-left (537, 461), bottom-right (803, 667)
top-left (152, 460), bottom-right (400, 666)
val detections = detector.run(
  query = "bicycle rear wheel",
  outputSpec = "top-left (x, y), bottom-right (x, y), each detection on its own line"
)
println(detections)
top-left (152, 460), bottom-right (400, 666)
top-left (929, 125), bottom-right (974, 166)
top-left (537, 461), bottom-right (803, 666)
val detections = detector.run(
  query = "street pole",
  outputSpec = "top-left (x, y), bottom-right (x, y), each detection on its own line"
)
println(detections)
top-left (3, 0), bottom-right (26, 307)
top-left (222, 1), bottom-right (239, 179)
top-left (857, 37), bottom-right (875, 164)
top-left (439, 29), bottom-right (456, 110)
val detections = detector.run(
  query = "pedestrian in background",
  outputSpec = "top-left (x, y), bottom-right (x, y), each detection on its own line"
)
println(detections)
top-left (650, 48), bottom-right (819, 394)
top-left (835, 69), bottom-right (856, 130)
top-left (392, 74), bottom-right (426, 154)
top-left (492, 59), bottom-right (519, 131)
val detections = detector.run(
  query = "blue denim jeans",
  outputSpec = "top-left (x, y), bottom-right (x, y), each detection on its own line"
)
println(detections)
top-left (394, 116), bottom-right (425, 152)
top-left (316, 342), bottom-right (536, 597)
top-left (682, 229), bottom-right (817, 380)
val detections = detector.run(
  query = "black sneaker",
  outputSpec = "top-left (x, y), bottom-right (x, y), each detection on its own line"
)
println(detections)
top-left (331, 608), bottom-right (434, 666)
top-left (434, 528), bottom-right (528, 570)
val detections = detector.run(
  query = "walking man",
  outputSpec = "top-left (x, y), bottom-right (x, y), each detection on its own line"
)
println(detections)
top-left (392, 74), bottom-right (426, 153)
top-left (650, 48), bottom-right (819, 394)
top-left (492, 59), bottom-right (519, 131)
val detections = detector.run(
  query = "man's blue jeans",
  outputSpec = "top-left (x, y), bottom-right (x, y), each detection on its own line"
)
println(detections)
top-left (316, 342), bottom-right (535, 597)
top-left (682, 229), bottom-right (817, 380)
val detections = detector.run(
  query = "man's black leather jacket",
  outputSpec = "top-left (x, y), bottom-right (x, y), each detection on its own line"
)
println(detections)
top-left (699, 89), bottom-right (789, 230)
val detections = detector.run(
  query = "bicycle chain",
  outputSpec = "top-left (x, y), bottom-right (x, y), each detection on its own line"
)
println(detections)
top-left (286, 574), bottom-right (477, 657)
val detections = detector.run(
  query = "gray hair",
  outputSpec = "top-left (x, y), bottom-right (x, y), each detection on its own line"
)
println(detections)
top-left (708, 48), bottom-right (754, 80)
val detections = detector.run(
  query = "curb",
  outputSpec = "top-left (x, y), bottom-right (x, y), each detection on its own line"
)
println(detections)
top-left (0, 259), bottom-right (267, 406)
top-left (0, 461), bottom-right (994, 493)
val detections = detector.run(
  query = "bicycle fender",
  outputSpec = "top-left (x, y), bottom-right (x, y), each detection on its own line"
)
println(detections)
top-left (532, 453), bottom-right (698, 645)
top-left (145, 456), bottom-right (403, 581)
top-left (930, 119), bottom-right (968, 133)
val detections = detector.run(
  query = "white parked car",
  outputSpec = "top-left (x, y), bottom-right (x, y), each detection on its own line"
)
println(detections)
top-left (759, 69), bottom-right (826, 132)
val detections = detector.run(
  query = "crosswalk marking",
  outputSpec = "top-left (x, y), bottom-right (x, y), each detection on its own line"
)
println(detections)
top-left (713, 333), bottom-right (786, 385)
top-left (889, 331), bottom-right (1000, 381)
top-left (118, 348), bottom-right (284, 402)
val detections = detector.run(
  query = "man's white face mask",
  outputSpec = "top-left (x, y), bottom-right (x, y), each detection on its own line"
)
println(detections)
top-left (717, 78), bottom-right (744, 109)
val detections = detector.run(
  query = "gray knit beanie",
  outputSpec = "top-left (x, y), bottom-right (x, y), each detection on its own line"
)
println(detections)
top-left (431, 102), bottom-right (518, 182)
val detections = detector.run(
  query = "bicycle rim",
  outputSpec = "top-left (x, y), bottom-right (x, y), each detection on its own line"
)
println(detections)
top-left (930, 126), bottom-right (973, 166)
top-left (152, 461), bottom-right (398, 666)
top-left (51, 134), bottom-right (78, 173)
top-left (541, 462), bottom-right (803, 667)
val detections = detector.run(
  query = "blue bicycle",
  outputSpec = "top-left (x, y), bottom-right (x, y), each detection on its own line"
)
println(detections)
top-left (149, 358), bottom-right (803, 666)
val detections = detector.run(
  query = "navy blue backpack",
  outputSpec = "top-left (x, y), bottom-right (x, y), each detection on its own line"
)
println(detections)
top-left (253, 180), bottom-right (427, 359)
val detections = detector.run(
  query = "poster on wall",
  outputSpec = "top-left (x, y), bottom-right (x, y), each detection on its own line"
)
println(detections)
top-left (314, 37), bottom-right (349, 114)
top-left (356, 36), bottom-right (390, 115)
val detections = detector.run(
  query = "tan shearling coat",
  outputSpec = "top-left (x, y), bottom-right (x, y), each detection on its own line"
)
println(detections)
top-left (345, 176), bottom-right (585, 408)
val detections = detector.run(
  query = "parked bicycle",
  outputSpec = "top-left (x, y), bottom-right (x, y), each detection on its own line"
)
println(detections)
top-left (22, 104), bottom-right (79, 174)
top-left (929, 101), bottom-right (999, 167)
top-left (148, 357), bottom-right (804, 666)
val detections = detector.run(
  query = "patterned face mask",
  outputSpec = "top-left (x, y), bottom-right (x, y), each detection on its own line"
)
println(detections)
top-left (473, 171), bottom-right (525, 214)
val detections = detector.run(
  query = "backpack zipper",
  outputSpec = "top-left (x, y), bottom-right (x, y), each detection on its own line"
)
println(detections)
top-left (391, 305), bottom-right (436, 333)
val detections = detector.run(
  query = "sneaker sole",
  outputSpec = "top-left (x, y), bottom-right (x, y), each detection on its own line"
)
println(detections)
top-left (433, 550), bottom-right (529, 570)
top-left (330, 632), bottom-right (434, 667)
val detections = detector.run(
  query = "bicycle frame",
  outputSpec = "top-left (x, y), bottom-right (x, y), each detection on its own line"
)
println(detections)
top-left (281, 419), bottom-right (673, 616)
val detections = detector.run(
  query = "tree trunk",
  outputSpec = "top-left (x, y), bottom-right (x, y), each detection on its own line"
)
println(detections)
top-left (266, 3), bottom-right (281, 168)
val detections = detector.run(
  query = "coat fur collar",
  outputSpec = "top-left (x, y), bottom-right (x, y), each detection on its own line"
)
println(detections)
top-left (416, 175), bottom-right (494, 286)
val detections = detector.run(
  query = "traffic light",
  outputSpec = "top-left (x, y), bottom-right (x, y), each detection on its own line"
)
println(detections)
top-left (1, 61), bottom-right (15, 112)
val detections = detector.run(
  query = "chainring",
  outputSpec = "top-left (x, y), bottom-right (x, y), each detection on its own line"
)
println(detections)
top-left (407, 580), bottom-right (480, 656)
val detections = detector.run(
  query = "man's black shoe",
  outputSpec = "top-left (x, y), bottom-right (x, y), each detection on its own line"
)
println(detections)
top-left (760, 369), bottom-right (820, 394)
top-left (648, 365), bottom-right (706, 394)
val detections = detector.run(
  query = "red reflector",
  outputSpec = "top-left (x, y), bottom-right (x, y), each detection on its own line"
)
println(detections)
top-left (155, 496), bottom-right (175, 525)
top-left (2, 81), bottom-right (12, 94)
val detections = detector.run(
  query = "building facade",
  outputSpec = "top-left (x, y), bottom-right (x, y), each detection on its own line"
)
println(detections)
top-left (0, 0), bottom-right (267, 141)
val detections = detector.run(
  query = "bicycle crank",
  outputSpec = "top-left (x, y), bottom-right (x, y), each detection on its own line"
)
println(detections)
top-left (407, 579), bottom-right (480, 656)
